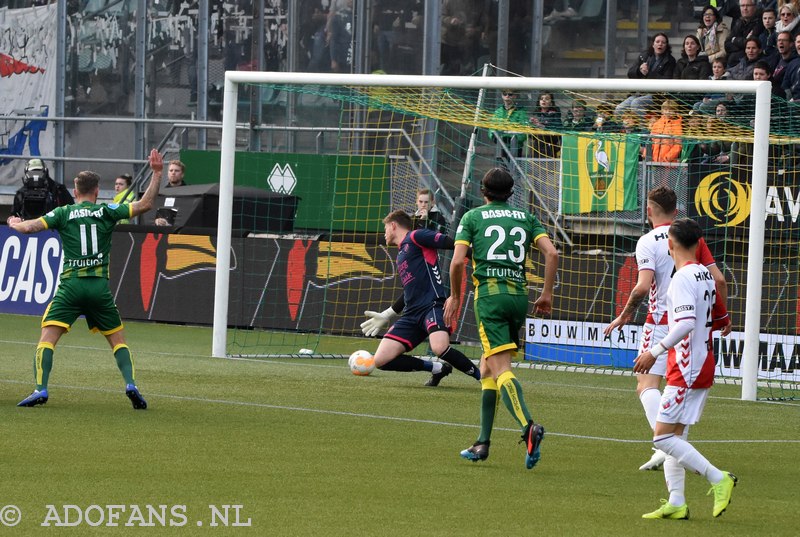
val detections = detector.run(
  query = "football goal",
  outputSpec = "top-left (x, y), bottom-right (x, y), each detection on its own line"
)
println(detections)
top-left (211, 70), bottom-right (799, 402)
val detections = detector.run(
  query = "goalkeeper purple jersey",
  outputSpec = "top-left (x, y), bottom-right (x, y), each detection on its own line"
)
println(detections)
top-left (396, 229), bottom-right (449, 315)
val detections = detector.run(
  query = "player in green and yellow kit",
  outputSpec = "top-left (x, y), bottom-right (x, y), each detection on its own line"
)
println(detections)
top-left (10, 149), bottom-right (164, 409)
top-left (444, 167), bottom-right (558, 468)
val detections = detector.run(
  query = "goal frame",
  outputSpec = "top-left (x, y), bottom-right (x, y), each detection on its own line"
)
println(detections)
top-left (212, 72), bottom-right (772, 402)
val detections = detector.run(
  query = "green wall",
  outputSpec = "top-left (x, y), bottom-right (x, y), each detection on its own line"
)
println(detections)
top-left (181, 150), bottom-right (390, 233)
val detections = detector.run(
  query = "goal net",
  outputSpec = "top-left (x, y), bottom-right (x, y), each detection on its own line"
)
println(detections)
top-left (212, 72), bottom-right (797, 402)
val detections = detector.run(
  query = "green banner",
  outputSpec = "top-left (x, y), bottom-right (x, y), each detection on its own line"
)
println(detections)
top-left (560, 134), bottom-right (639, 214)
top-left (181, 150), bottom-right (389, 233)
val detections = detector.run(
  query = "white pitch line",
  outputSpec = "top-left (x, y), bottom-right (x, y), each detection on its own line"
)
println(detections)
top-left (2, 378), bottom-right (798, 444)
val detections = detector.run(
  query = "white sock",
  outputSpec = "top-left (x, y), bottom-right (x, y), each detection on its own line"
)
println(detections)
top-left (654, 433), bottom-right (724, 484)
top-left (431, 362), bottom-right (443, 374)
top-left (663, 455), bottom-right (686, 506)
top-left (639, 387), bottom-right (661, 431)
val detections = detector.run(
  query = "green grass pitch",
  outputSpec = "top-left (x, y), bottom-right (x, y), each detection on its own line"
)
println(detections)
top-left (1, 314), bottom-right (798, 536)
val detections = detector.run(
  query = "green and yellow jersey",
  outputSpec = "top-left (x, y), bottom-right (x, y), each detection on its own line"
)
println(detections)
top-left (40, 201), bottom-right (132, 280)
top-left (454, 200), bottom-right (548, 299)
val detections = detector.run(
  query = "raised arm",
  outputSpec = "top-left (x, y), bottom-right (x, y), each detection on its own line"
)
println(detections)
top-left (130, 149), bottom-right (164, 218)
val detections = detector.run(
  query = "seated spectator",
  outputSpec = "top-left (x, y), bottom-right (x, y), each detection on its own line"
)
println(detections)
top-left (784, 32), bottom-right (800, 99)
top-left (113, 173), bottom-right (136, 224)
top-left (563, 98), bottom-right (595, 130)
top-left (761, 7), bottom-right (779, 61)
top-left (165, 160), bottom-right (187, 187)
top-left (770, 30), bottom-right (798, 86)
top-left (725, 1), bottom-right (764, 67)
top-left (619, 110), bottom-right (645, 135)
top-left (697, 5), bottom-right (730, 64)
top-left (728, 37), bottom-right (764, 80)
top-left (529, 91), bottom-right (562, 158)
top-left (694, 59), bottom-right (733, 112)
top-left (675, 35), bottom-right (713, 110)
top-left (488, 89), bottom-right (529, 160)
top-left (8, 159), bottom-right (74, 223)
top-left (617, 33), bottom-right (676, 118)
top-left (593, 104), bottom-right (624, 133)
top-left (648, 98), bottom-right (683, 163)
top-left (776, 3), bottom-right (800, 41)
top-left (700, 102), bottom-right (733, 165)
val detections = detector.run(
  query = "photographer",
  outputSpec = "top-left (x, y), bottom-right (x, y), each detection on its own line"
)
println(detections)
top-left (7, 159), bottom-right (74, 223)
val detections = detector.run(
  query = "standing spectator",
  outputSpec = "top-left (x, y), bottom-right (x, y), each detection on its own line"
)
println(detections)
top-left (488, 89), bottom-right (529, 161)
top-left (441, 0), bottom-right (483, 75)
top-left (649, 99), bottom-right (683, 163)
top-left (412, 188), bottom-right (447, 232)
top-left (618, 33), bottom-right (676, 118)
top-left (327, 0), bottom-right (353, 73)
top-left (725, 1), bottom-right (764, 67)
top-left (698, 5), bottom-right (730, 64)
top-left (8, 159), bottom-right (74, 222)
top-left (529, 91), bottom-right (562, 158)
top-left (166, 160), bottom-right (187, 187)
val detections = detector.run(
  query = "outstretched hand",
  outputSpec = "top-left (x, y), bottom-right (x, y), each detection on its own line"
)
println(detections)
top-left (149, 149), bottom-right (164, 173)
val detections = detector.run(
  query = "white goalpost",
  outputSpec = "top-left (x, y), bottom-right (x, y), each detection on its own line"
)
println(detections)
top-left (212, 72), bottom-right (772, 402)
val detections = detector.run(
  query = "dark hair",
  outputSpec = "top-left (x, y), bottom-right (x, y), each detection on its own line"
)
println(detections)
top-left (480, 168), bottom-right (514, 201)
top-left (649, 33), bottom-right (672, 57)
top-left (74, 171), bottom-right (101, 195)
top-left (669, 218), bottom-right (703, 249)
top-left (116, 173), bottom-right (133, 186)
top-left (753, 60), bottom-right (772, 75)
top-left (763, 7), bottom-right (777, 17)
top-left (682, 34), bottom-right (703, 58)
top-left (382, 209), bottom-right (413, 229)
top-left (745, 37), bottom-right (762, 49)
top-left (699, 5), bottom-right (721, 25)
top-left (647, 185), bottom-right (677, 215)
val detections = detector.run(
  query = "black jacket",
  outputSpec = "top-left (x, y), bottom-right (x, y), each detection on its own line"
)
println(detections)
top-left (11, 178), bottom-right (74, 220)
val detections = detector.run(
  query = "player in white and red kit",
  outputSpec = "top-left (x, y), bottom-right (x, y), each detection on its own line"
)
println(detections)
top-left (634, 218), bottom-right (737, 520)
top-left (605, 186), bottom-right (731, 470)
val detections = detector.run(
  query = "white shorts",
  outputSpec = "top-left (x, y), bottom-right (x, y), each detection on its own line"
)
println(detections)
top-left (639, 322), bottom-right (668, 377)
top-left (657, 385), bottom-right (710, 426)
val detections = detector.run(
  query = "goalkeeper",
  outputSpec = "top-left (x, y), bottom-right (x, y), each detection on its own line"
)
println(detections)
top-left (360, 210), bottom-right (481, 386)
top-left (10, 149), bottom-right (164, 410)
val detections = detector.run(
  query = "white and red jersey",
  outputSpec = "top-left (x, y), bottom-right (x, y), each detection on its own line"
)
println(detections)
top-left (635, 224), bottom-right (673, 326)
top-left (665, 262), bottom-right (716, 389)
top-left (636, 223), bottom-right (720, 326)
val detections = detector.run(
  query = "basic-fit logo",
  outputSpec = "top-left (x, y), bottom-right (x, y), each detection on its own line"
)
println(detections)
top-left (267, 163), bottom-right (297, 194)
top-left (694, 171), bottom-right (752, 227)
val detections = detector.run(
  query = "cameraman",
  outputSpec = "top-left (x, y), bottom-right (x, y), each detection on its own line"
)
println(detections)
top-left (7, 159), bottom-right (74, 223)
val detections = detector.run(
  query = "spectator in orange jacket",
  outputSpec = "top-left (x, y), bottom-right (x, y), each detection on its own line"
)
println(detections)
top-left (649, 99), bottom-right (683, 163)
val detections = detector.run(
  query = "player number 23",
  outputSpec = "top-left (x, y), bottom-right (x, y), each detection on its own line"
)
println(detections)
top-left (485, 225), bottom-right (526, 263)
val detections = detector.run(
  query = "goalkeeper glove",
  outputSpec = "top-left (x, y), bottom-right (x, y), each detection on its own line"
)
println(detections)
top-left (360, 307), bottom-right (399, 337)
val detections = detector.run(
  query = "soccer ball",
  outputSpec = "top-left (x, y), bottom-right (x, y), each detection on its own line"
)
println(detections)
top-left (348, 350), bottom-right (375, 376)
